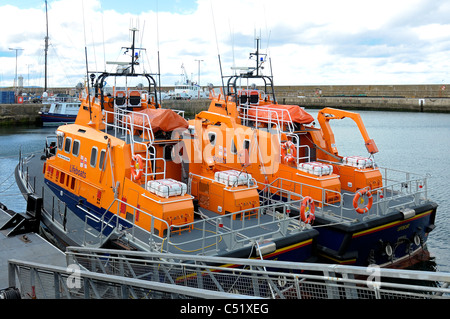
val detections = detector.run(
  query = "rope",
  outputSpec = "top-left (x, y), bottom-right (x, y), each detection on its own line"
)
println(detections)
top-left (0, 180), bottom-right (16, 194)
top-left (304, 134), bottom-right (342, 161)
top-left (0, 149), bottom-right (40, 160)
top-left (0, 170), bottom-right (15, 187)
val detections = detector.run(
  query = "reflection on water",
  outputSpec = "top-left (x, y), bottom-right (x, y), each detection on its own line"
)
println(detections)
top-left (0, 110), bottom-right (449, 271)
top-left (0, 125), bottom-right (56, 213)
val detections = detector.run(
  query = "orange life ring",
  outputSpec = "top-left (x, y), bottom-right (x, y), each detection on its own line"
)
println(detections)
top-left (281, 141), bottom-right (297, 164)
top-left (352, 188), bottom-right (373, 214)
top-left (131, 154), bottom-right (144, 181)
top-left (300, 196), bottom-right (315, 224)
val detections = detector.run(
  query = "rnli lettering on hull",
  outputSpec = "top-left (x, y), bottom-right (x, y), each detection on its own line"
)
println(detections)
top-left (70, 165), bottom-right (86, 178)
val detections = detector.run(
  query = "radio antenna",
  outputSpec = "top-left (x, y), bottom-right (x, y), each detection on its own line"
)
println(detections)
top-left (82, 0), bottom-right (92, 120)
top-left (210, 1), bottom-right (226, 103)
top-left (156, 0), bottom-right (162, 107)
top-left (44, 0), bottom-right (49, 92)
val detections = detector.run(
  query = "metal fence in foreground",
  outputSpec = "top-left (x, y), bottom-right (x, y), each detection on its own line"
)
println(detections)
top-left (7, 246), bottom-right (450, 299)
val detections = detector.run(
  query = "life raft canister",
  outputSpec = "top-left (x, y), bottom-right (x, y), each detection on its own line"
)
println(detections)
top-left (300, 196), bottom-right (315, 224)
top-left (281, 141), bottom-right (297, 164)
top-left (352, 187), bottom-right (373, 214)
top-left (131, 154), bottom-right (144, 181)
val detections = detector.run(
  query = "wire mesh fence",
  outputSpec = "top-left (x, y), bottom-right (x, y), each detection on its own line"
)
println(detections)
top-left (6, 246), bottom-right (450, 299)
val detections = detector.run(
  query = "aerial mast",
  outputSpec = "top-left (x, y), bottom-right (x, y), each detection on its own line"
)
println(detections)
top-left (130, 27), bottom-right (137, 74)
top-left (44, 0), bottom-right (49, 92)
top-left (249, 36), bottom-right (265, 76)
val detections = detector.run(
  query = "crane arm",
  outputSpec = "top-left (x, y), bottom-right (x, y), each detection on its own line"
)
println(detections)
top-left (317, 107), bottom-right (378, 156)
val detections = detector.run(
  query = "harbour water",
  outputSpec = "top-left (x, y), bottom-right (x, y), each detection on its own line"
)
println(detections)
top-left (0, 109), bottom-right (449, 272)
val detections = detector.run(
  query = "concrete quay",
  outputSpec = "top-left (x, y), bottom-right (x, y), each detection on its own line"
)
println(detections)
top-left (273, 84), bottom-right (450, 98)
top-left (280, 96), bottom-right (449, 113)
top-left (2, 83), bottom-right (450, 126)
top-left (274, 84), bottom-right (450, 113)
top-left (0, 103), bottom-right (42, 126)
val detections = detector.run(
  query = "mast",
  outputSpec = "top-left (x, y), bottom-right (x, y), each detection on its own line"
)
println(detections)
top-left (130, 27), bottom-right (136, 74)
top-left (44, 0), bottom-right (49, 92)
top-left (120, 28), bottom-right (141, 74)
top-left (249, 37), bottom-right (265, 76)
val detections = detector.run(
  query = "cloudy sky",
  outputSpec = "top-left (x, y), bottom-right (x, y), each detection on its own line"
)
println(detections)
top-left (1, 0), bottom-right (450, 89)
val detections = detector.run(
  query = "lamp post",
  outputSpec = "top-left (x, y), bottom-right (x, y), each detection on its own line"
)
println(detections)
top-left (195, 59), bottom-right (203, 98)
top-left (9, 48), bottom-right (23, 101)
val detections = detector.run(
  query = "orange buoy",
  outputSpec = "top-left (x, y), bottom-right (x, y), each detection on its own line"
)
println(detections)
top-left (300, 196), bottom-right (315, 224)
top-left (281, 141), bottom-right (297, 164)
top-left (352, 188), bottom-right (373, 214)
top-left (131, 154), bottom-right (144, 181)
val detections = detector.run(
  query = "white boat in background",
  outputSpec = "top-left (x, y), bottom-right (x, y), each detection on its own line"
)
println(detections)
top-left (36, 1), bottom-right (81, 126)
top-left (163, 64), bottom-right (209, 100)
top-left (38, 92), bottom-right (81, 126)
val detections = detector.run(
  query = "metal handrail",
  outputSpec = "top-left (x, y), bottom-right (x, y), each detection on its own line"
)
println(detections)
top-left (168, 200), bottom-right (306, 255)
top-left (8, 259), bottom-right (255, 299)
top-left (340, 170), bottom-right (429, 219)
top-left (82, 192), bottom-right (307, 255)
top-left (239, 104), bottom-right (295, 133)
top-left (103, 107), bottom-right (168, 183)
top-left (287, 133), bottom-right (311, 165)
top-left (260, 176), bottom-right (342, 205)
top-left (83, 197), bottom-right (171, 251)
top-left (64, 246), bottom-right (450, 300)
top-left (257, 165), bottom-right (430, 222)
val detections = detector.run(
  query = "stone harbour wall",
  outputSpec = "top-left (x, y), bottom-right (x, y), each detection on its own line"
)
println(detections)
top-left (2, 83), bottom-right (450, 125)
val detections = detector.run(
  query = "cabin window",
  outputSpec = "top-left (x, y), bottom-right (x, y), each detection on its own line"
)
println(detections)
top-left (208, 132), bottom-right (216, 146)
top-left (231, 139), bottom-right (237, 154)
top-left (59, 172), bottom-right (65, 184)
top-left (72, 140), bottom-right (80, 157)
top-left (243, 139), bottom-right (251, 151)
top-left (70, 177), bottom-right (76, 190)
top-left (99, 149), bottom-right (106, 171)
top-left (57, 134), bottom-right (64, 150)
top-left (90, 147), bottom-right (98, 168)
top-left (64, 137), bottom-right (72, 154)
top-left (163, 145), bottom-right (173, 161)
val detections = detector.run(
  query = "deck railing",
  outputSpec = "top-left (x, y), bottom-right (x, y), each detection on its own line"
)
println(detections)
top-left (339, 166), bottom-right (430, 220)
top-left (103, 107), bottom-right (167, 183)
top-left (257, 165), bottom-right (431, 223)
top-left (82, 193), bottom-right (309, 256)
top-left (240, 104), bottom-right (296, 133)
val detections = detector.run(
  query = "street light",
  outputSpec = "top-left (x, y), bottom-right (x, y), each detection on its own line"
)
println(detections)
top-left (9, 48), bottom-right (24, 98)
top-left (195, 59), bottom-right (204, 98)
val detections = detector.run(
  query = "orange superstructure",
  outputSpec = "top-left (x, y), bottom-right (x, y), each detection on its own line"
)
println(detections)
top-left (182, 38), bottom-right (382, 210)
top-left (42, 30), bottom-right (194, 237)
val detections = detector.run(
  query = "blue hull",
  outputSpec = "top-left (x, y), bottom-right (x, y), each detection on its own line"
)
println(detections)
top-left (314, 204), bottom-right (437, 267)
top-left (43, 178), bottom-right (128, 240)
top-left (263, 192), bottom-right (437, 267)
top-left (40, 113), bottom-right (77, 124)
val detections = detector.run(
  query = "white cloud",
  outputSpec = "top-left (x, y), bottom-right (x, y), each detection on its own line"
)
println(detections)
top-left (1, 0), bottom-right (450, 88)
